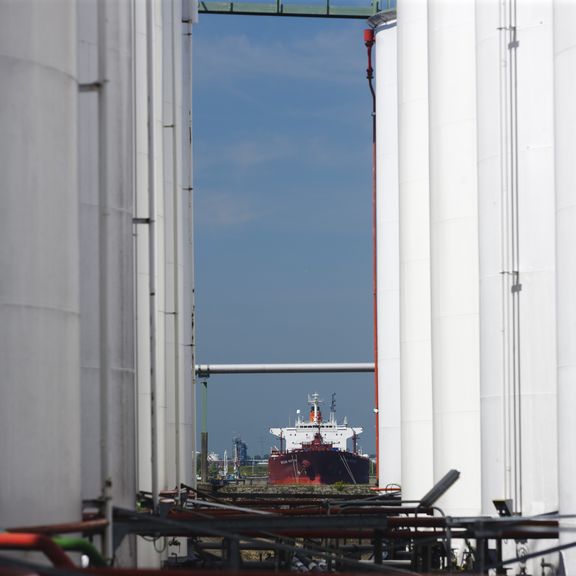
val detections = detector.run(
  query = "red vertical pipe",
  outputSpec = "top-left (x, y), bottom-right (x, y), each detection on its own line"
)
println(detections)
top-left (364, 28), bottom-right (378, 484)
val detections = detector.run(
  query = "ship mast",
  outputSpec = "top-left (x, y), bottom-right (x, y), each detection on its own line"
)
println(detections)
top-left (308, 392), bottom-right (323, 423)
top-left (308, 393), bottom-right (323, 441)
top-left (330, 393), bottom-right (337, 424)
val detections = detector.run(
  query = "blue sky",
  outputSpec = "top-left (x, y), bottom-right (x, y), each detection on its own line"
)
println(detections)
top-left (193, 13), bottom-right (376, 458)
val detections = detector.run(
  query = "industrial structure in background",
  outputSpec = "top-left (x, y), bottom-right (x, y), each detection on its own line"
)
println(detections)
top-left (2, 0), bottom-right (576, 574)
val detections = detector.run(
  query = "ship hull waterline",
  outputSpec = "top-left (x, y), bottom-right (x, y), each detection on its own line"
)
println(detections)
top-left (268, 450), bottom-right (370, 485)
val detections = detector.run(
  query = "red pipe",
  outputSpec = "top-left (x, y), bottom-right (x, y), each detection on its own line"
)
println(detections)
top-left (364, 27), bottom-right (379, 484)
top-left (8, 518), bottom-right (108, 535)
top-left (0, 533), bottom-right (75, 568)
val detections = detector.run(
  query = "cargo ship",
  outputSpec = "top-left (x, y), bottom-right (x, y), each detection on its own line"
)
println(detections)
top-left (268, 393), bottom-right (370, 485)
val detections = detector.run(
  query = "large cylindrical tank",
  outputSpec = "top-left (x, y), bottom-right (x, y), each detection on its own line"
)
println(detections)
top-left (374, 20), bottom-right (401, 487)
top-left (135, 0), bottom-right (168, 503)
top-left (77, 0), bottom-right (137, 551)
top-left (512, 0), bottom-right (557, 520)
top-left (0, 2), bottom-right (81, 526)
top-left (181, 0), bottom-right (197, 489)
top-left (555, 0), bottom-right (576, 571)
top-left (397, 0), bottom-right (433, 500)
top-left (428, 0), bottom-right (481, 516)
top-left (135, 0), bottom-right (153, 500)
top-left (477, 4), bottom-right (557, 570)
top-left (162, 0), bottom-right (192, 491)
top-left (476, 0), bottom-right (506, 516)
top-left (153, 0), bottom-right (168, 497)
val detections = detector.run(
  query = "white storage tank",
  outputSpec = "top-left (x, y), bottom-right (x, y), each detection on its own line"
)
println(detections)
top-left (374, 18), bottom-right (401, 487)
top-left (555, 0), bottom-right (576, 572)
top-left (397, 0), bottom-right (433, 501)
top-left (427, 0), bottom-right (481, 516)
top-left (77, 0), bottom-right (137, 563)
top-left (0, 2), bottom-right (81, 526)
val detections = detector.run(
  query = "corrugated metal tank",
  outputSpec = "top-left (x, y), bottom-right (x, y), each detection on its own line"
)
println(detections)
top-left (375, 20), bottom-right (401, 487)
top-left (0, 2), bottom-right (81, 526)
top-left (397, 0), bottom-right (433, 501)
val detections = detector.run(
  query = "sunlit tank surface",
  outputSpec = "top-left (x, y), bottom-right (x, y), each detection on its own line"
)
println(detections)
top-left (0, 2), bottom-right (81, 527)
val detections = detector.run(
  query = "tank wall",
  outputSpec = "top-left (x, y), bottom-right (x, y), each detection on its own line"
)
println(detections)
top-left (555, 0), bottom-right (576, 571)
top-left (514, 1), bottom-right (557, 518)
top-left (162, 0), bottom-right (187, 491)
top-left (78, 0), bottom-right (137, 517)
top-left (77, 0), bottom-right (101, 503)
top-left (154, 0), bottom-right (168, 495)
top-left (135, 0), bottom-right (153, 498)
top-left (427, 0), bottom-right (481, 516)
top-left (135, 0), bottom-right (170, 498)
top-left (134, 0), bottom-right (167, 566)
top-left (397, 0), bottom-right (433, 500)
top-left (476, 0), bottom-right (506, 516)
top-left (375, 22), bottom-right (401, 487)
top-left (135, 0), bottom-right (197, 565)
top-left (181, 0), bottom-right (197, 488)
top-left (0, 2), bottom-right (81, 526)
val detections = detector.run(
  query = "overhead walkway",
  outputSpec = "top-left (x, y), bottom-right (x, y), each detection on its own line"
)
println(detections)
top-left (197, 0), bottom-right (395, 19)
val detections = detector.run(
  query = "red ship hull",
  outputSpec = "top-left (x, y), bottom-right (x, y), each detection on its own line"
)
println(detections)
top-left (268, 449), bottom-right (370, 485)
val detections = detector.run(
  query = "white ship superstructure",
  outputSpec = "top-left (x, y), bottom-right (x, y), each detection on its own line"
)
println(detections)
top-left (270, 393), bottom-right (362, 452)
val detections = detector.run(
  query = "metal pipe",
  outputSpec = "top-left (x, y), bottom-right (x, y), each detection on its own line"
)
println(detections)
top-left (146, 0), bottom-right (159, 513)
top-left (195, 363), bottom-right (374, 377)
top-left (0, 534), bottom-right (75, 568)
top-left (364, 26), bottom-right (379, 487)
top-left (8, 518), bottom-right (109, 536)
top-left (201, 381), bottom-right (208, 481)
top-left (52, 536), bottom-right (108, 568)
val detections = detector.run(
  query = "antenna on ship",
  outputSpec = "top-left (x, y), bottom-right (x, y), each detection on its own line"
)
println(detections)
top-left (330, 393), bottom-right (336, 424)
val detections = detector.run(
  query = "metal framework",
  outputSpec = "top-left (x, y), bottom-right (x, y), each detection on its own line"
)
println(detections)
top-left (197, 0), bottom-right (396, 19)
top-left (1, 484), bottom-right (569, 575)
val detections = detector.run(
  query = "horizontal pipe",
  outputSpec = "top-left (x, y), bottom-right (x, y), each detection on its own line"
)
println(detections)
top-left (0, 533), bottom-right (75, 568)
top-left (8, 518), bottom-right (108, 535)
top-left (195, 363), bottom-right (375, 377)
top-left (119, 508), bottom-right (559, 539)
top-left (180, 499), bottom-right (275, 516)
